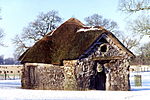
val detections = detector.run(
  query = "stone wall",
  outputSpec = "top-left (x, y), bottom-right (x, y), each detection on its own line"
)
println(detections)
top-left (75, 59), bottom-right (95, 90)
top-left (22, 61), bottom-right (79, 90)
top-left (105, 59), bottom-right (130, 90)
top-left (63, 60), bottom-right (77, 90)
top-left (73, 35), bottom-right (131, 91)
top-left (74, 59), bottom-right (130, 91)
top-left (22, 63), bottom-right (65, 90)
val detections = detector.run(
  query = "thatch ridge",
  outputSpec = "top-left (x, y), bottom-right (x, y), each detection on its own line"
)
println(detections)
top-left (19, 18), bottom-right (134, 64)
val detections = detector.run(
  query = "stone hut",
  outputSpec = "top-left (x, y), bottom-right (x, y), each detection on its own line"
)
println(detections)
top-left (19, 18), bottom-right (135, 91)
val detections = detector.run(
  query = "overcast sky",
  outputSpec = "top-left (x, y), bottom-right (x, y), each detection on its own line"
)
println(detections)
top-left (0, 0), bottom-right (148, 58)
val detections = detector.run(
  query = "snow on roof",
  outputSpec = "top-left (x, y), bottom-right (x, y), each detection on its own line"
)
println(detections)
top-left (77, 26), bottom-right (103, 33)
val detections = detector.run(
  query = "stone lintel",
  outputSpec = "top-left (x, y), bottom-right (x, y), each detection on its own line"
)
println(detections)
top-left (92, 56), bottom-right (124, 61)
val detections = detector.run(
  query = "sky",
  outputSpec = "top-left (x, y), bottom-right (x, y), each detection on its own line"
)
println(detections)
top-left (0, 0), bottom-right (149, 58)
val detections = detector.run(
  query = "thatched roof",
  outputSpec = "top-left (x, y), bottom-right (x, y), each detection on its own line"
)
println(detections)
top-left (19, 18), bottom-right (134, 64)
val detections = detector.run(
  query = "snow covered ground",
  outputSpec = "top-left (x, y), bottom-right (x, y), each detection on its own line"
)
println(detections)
top-left (0, 72), bottom-right (150, 100)
top-left (130, 71), bottom-right (150, 91)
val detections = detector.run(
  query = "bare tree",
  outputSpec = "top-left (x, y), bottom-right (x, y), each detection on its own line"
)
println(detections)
top-left (133, 42), bottom-right (150, 64)
top-left (0, 28), bottom-right (4, 46)
top-left (84, 14), bottom-right (119, 33)
top-left (128, 15), bottom-right (150, 36)
top-left (118, 33), bottom-right (141, 50)
top-left (118, 0), bottom-right (150, 36)
top-left (141, 42), bottom-right (150, 57)
top-left (0, 9), bottom-right (4, 47)
top-left (84, 14), bottom-right (139, 50)
top-left (13, 10), bottom-right (62, 58)
top-left (119, 0), bottom-right (150, 13)
top-left (0, 55), bottom-right (4, 64)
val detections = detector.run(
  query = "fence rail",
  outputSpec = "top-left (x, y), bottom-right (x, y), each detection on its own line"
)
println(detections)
top-left (0, 73), bottom-right (21, 80)
top-left (130, 65), bottom-right (150, 72)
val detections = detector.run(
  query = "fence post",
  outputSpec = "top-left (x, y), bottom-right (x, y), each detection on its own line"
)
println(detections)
top-left (4, 71), bottom-right (7, 80)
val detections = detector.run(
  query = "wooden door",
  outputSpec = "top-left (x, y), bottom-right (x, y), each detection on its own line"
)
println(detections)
top-left (27, 66), bottom-right (36, 88)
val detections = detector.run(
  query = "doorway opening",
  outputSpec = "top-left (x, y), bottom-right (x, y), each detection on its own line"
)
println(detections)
top-left (90, 61), bottom-right (107, 90)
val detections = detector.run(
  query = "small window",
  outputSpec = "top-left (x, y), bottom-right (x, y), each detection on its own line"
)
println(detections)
top-left (10, 71), bottom-right (13, 73)
top-left (18, 71), bottom-right (20, 73)
top-left (100, 44), bottom-right (107, 52)
top-left (0, 71), bottom-right (2, 73)
top-left (7, 71), bottom-right (9, 73)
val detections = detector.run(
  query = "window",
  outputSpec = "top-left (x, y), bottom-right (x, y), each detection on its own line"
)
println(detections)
top-left (18, 71), bottom-right (20, 73)
top-left (0, 71), bottom-right (2, 73)
top-left (7, 71), bottom-right (9, 73)
top-left (100, 44), bottom-right (107, 52)
top-left (10, 71), bottom-right (13, 73)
